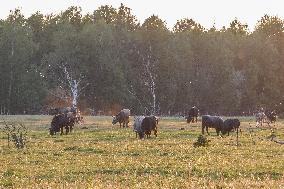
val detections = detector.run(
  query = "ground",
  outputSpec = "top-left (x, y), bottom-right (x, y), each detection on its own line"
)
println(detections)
top-left (0, 115), bottom-right (283, 188)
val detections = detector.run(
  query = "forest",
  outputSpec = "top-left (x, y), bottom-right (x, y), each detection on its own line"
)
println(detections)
top-left (0, 4), bottom-right (284, 115)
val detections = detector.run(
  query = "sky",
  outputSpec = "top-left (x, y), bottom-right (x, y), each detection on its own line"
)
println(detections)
top-left (1, 0), bottom-right (284, 31)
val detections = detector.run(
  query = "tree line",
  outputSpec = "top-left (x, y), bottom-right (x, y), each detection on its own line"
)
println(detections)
top-left (0, 4), bottom-right (284, 116)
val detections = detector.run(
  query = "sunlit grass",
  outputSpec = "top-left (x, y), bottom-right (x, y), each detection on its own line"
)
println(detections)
top-left (0, 116), bottom-right (283, 188)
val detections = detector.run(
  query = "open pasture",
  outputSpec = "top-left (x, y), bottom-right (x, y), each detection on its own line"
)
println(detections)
top-left (0, 115), bottom-right (284, 188)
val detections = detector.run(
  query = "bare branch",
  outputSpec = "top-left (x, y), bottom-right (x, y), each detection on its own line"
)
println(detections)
top-left (127, 86), bottom-right (150, 114)
top-left (46, 89), bottom-right (69, 102)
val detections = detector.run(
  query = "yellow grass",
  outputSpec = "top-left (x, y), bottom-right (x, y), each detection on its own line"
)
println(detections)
top-left (0, 115), bottom-right (283, 188)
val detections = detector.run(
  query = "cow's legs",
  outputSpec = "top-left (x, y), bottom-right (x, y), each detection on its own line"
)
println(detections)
top-left (216, 129), bottom-right (220, 136)
top-left (146, 131), bottom-right (151, 138)
top-left (60, 127), bottom-right (64, 135)
top-left (206, 127), bottom-right (210, 135)
top-left (65, 126), bottom-right (69, 135)
top-left (138, 132), bottom-right (144, 139)
top-left (202, 126), bottom-right (205, 134)
top-left (153, 129), bottom-right (157, 137)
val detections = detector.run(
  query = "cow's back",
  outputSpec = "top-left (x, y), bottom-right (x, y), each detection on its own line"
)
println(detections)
top-left (223, 119), bottom-right (240, 131)
top-left (121, 109), bottom-right (130, 117)
top-left (112, 109), bottom-right (130, 127)
top-left (202, 115), bottom-right (223, 128)
top-left (118, 109), bottom-right (130, 122)
top-left (202, 115), bottom-right (211, 126)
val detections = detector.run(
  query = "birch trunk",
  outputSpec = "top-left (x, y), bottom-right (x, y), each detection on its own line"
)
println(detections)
top-left (63, 66), bottom-right (80, 109)
top-left (7, 38), bottom-right (15, 115)
top-left (145, 56), bottom-right (156, 115)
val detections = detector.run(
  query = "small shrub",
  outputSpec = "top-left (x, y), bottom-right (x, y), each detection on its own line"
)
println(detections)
top-left (193, 135), bottom-right (210, 147)
top-left (3, 123), bottom-right (27, 149)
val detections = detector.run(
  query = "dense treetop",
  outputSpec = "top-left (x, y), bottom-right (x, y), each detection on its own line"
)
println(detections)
top-left (0, 5), bottom-right (284, 115)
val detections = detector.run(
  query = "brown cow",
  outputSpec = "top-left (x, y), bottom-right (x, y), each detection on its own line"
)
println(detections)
top-left (112, 109), bottom-right (130, 128)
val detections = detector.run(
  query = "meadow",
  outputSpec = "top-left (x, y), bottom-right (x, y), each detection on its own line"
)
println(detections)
top-left (0, 115), bottom-right (284, 188)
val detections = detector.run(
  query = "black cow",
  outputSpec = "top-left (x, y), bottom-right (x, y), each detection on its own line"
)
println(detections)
top-left (265, 110), bottom-right (277, 123)
top-left (140, 116), bottom-right (158, 139)
top-left (112, 109), bottom-right (130, 128)
top-left (202, 115), bottom-right (223, 135)
top-left (186, 106), bottom-right (199, 123)
top-left (49, 114), bottom-right (76, 135)
top-left (221, 119), bottom-right (240, 136)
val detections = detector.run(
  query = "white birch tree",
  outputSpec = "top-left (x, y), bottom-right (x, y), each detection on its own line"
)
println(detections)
top-left (129, 44), bottom-right (158, 115)
top-left (142, 46), bottom-right (157, 115)
top-left (42, 23), bottom-right (88, 109)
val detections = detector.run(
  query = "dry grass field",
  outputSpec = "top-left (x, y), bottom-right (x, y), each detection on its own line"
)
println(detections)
top-left (0, 115), bottom-right (284, 188)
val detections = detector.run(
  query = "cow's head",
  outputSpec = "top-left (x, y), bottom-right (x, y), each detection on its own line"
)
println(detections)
top-left (50, 115), bottom-right (61, 135)
top-left (112, 116), bottom-right (118, 125)
top-left (138, 132), bottom-right (145, 139)
top-left (49, 128), bottom-right (55, 135)
top-left (154, 116), bottom-right (159, 125)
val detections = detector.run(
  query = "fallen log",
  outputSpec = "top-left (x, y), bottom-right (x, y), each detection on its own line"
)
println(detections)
top-left (272, 138), bottom-right (284, 144)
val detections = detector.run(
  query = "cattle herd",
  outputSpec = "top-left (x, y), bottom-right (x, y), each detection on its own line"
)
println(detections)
top-left (49, 107), bottom-right (83, 135)
top-left (49, 106), bottom-right (278, 140)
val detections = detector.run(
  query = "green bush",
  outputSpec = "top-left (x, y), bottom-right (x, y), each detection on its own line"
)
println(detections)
top-left (193, 135), bottom-right (210, 147)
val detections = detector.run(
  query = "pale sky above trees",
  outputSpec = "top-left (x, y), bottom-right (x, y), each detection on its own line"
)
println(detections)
top-left (1, 0), bottom-right (284, 30)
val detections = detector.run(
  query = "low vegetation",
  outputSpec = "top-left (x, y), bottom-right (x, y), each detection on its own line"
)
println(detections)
top-left (0, 115), bottom-right (283, 188)
top-left (193, 135), bottom-right (210, 147)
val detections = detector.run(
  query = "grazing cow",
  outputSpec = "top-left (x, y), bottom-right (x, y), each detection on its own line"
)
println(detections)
top-left (265, 110), bottom-right (277, 123)
top-left (50, 114), bottom-right (75, 135)
top-left (186, 106), bottom-right (199, 123)
top-left (112, 109), bottom-right (130, 128)
top-left (202, 115), bottom-right (223, 135)
top-left (133, 116), bottom-right (145, 138)
top-left (221, 119), bottom-right (240, 136)
top-left (140, 116), bottom-right (158, 139)
top-left (49, 107), bottom-right (82, 135)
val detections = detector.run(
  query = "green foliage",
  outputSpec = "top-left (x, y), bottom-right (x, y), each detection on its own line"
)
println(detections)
top-left (0, 6), bottom-right (284, 115)
top-left (173, 18), bottom-right (204, 33)
top-left (255, 14), bottom-right (284, 37)
top-left (193, 135), bottom-right (210, 147)
top-left (142, 15), bottom-right (168, 31)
